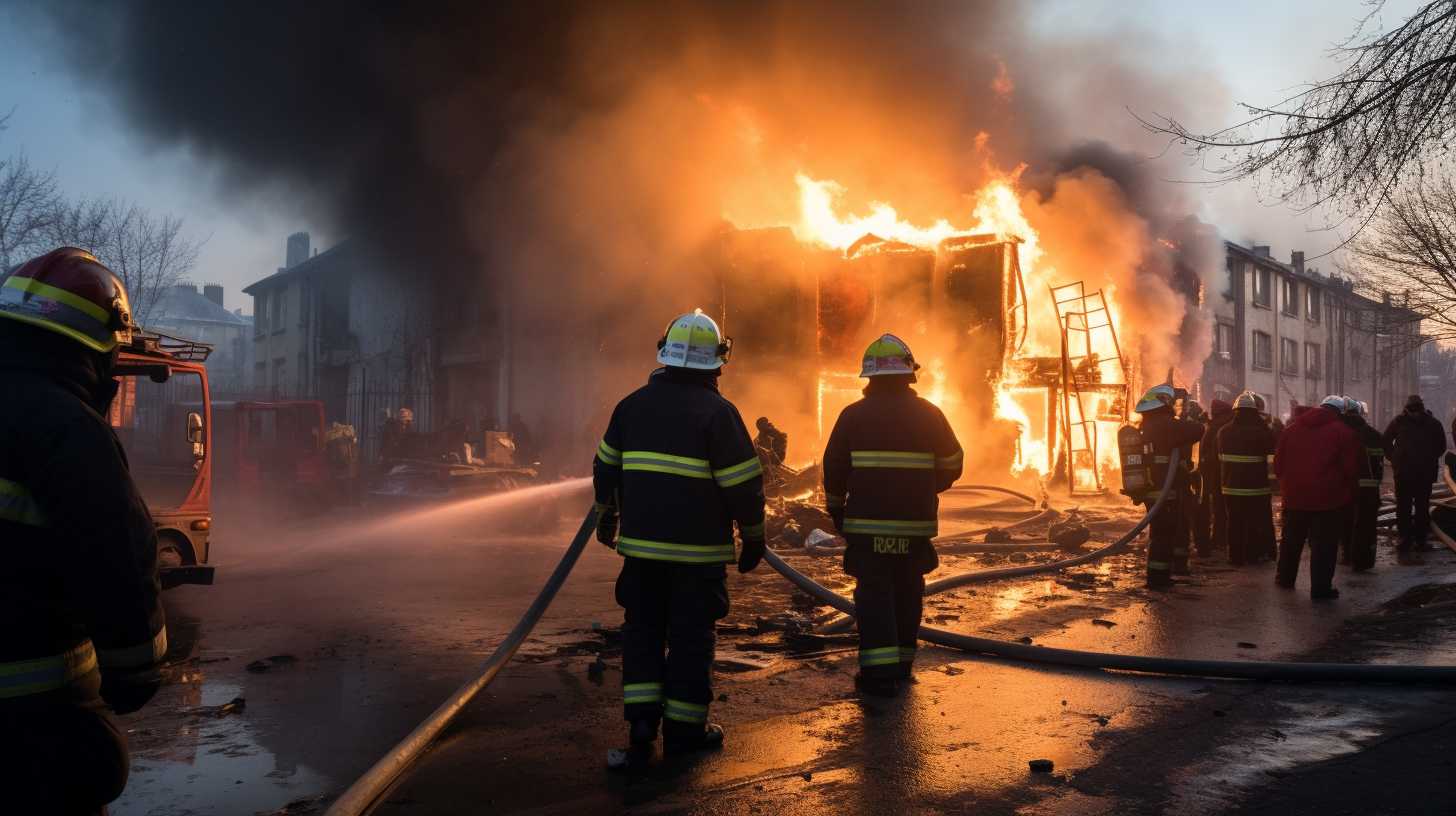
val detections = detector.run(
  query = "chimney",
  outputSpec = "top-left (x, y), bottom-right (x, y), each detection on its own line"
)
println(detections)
top-left (1291, 251), bottom-right (1305, 274)
top-left (174, 281), bottom-right (198, 294)
top-left (1252, 244), bottom-right (1271, 258)
top-left (203, 283), bottom-right (224, 307)
top-left (286, 232), bottom-right (311, 268)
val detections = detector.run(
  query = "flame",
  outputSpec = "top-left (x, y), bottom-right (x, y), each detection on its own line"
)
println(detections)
top-left (786, 168), bottom-right (1131, 492)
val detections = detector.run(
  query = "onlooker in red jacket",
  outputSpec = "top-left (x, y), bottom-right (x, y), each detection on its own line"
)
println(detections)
top-left (1273, 396), bottom-right (1362, 599)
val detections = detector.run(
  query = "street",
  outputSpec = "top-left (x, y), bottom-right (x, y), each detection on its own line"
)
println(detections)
top-left (113, 486), bottom-right (1456, 815)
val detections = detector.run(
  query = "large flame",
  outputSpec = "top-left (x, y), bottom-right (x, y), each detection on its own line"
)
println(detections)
top-left (791, 169), bottom-right (1130, 491)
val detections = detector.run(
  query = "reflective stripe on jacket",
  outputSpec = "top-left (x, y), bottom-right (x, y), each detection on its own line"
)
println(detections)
top-left (822, 379), bottom-right (962, 538)
top-left (1217, 409), bottom-right (1275, 498)
top-left (592, 368), bottom-right (765, 564)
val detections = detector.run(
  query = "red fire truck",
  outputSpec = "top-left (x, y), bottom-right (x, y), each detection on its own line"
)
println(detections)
top-left (109, 330), bottom-right (215, 589)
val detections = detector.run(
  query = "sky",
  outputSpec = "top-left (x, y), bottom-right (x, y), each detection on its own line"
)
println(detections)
top-left (0, 0), bottom-right (1423, 314)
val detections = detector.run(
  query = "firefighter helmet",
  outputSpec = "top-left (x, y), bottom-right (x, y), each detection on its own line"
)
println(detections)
top-left (860, 333), bottom-right (919, 378)
top-left (1319, 395), bottom-right (1346, 412)
top-left (1233, 391), bottom-right (1260, 411)
top-left (657, 309), bottom-right (731, 370)
top-left (0, 247), bottom-right (134, 353)
top-left (1134, 384), bottom-right (1176, 413)
top-left (1342, 395), bottom-right (1361, 415)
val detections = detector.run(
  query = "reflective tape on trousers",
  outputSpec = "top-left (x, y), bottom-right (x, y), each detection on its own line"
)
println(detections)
top-left (97, 627), bottom-right (168, 669)
top-left (623, 682), bottom-right (664, 704)
top-left (859, 646), bottom-right (901, 667)
top-left (841, 518), bottom-right (937, 537)
top-left (664, 698), bottom-right (708, 723)
top-left (616, 537), bottom-right (735, 564)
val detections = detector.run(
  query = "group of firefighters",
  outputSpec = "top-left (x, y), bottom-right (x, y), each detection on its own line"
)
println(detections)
top-left (1133, 383), bottom-right (1450, 598)
top-left (7, 237), bottom-right (1455, 809)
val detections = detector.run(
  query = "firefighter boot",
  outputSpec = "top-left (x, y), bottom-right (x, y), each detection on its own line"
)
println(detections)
top-left (855, 673), bottom-right (899, 697)
top-left (663, 720), bottom-right (725, 753)
top-left (629, 718), bottom-right (659, 746)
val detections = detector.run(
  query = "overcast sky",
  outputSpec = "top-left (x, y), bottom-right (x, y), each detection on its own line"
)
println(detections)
top-left (0, 0), bottom-right (1422, 313)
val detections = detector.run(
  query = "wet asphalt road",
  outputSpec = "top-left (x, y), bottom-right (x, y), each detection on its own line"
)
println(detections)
top-left (112, 486), bottom-right (1456, 815)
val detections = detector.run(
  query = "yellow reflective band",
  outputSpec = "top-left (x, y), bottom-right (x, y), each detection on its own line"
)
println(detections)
top-left (1222, 487), bottom-right (1272, 496)
top-left (1147, 560), bottom-right (1170, 570)
top-left (740, 521), bottom-right (766, 538)
top-left (4, 275), bottom-right (109, 323)
top-left (97, 627), bottom-right (168, 669)
top-left (898, 646), bottom-right (917, 662)
top-left (596, 440), bottom-right (621, 466)
top-left (1359, 479), bottom-right (1381, 487)
top-left (622, 451), bottom-right (711, 479)
top-left (0, 640), bottom-right (98, 699)
top-left (623, 682), bottom-right (664, 704)
top-left (1153, 456), bottom-right (1170, 463)
top-left (859, 646), bottom-right (901, 667)
top-left (842, 518), bottom-right (937, 537)
top-left (713, 456), bottom-right (763, 487)
top-left (0, 477), bottom-right (47, 527)
top-left (1366, 448), bottom-right (1385, 456)
top-left (825, 493), bottom-right (846, 508)
top-left (664, 698), bottom-right (708, 723)
top-left (851, 450), bottom-right (935, 469)
top-left (616, 537), bottom-right (735, 564)
top-left (1219, 454), bottom-right (1264, 463)
top-left (936, 450), bottom-right (964, 469)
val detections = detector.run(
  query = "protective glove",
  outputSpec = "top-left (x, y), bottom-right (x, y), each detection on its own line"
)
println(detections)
top-left (738, 537), bottom-right (765, 574)
top-left (595, 504), bottom-right (619, 548)
top-left (100, 667), bottom-right (162, 715)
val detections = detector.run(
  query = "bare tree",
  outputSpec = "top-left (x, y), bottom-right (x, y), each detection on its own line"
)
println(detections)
top-left (1140, 1), bottom-right (1456, 221)
top-left (0, 110), bottom-right (59, 268)
top-left (1349, 175), bottom-right (1456, 343)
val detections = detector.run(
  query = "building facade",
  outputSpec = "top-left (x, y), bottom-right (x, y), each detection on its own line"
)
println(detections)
top-left (1201, 242), bottom-right (1422, 427)
top-left (147, 282), bottom-right (253, 397)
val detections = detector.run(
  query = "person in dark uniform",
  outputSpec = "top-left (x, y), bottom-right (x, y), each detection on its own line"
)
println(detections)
top-left (1174, 396), bottom-right (1207, 569)
top-left (1275, 396), bottom-right (1362, 599)
top-left (0, 248), bottom-right (168, 814)
top-left (1340, 398), bottom-right (1387, 572)
top-left (593, 310), bottom-right (765, 754)
top-left (823, 334), bottom-right (962, 696)
top-left (1383, 395), bottom-right (1447, 551)
top-left (754, 417), bottom-right (788, 467)
top-left (1198, 399), bottom-right (1234, 558)
top-left (1134, 385), bottom-right (1204, 589)
top-left (1218, 392), bottom-right (1275, 566)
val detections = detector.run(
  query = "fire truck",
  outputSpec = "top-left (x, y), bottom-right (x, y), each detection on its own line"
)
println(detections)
top-left (109, 329), bottom-right (215, 589)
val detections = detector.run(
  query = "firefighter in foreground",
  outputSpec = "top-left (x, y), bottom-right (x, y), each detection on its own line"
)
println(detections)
top-left (1340, 398), bottom-right (1386, 572)
top-left (823, 334), bottom-right (962, 696)
top-left (1132, 385), bottom-right (1204, 589)
top-left (0, 248), bottom-right (168, 813)
top-left (593, 310), bottom-right (766, 753)
top-left (1218, 392), bottom-right (1275, 566)
top-left (1274, 395), bottom-right (1361, 599)
top-left (1382, 394), bottom-right (1447, 552)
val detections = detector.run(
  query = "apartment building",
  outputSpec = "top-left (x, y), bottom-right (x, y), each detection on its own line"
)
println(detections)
top-left (1200, 242), bottom-right (1422, 427)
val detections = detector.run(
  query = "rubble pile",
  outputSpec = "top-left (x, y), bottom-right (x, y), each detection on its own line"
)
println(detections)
top-left (766, 494), bottom-right (833, 550)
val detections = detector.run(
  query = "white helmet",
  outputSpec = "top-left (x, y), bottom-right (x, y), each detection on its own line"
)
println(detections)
top-left (1342, 396), bottom-right (1361, 415)
top-left (1233, 391), bottom-right (1260, 411)
top-left (657, 309), bottom-right (731, 370)
top-left (1319, 395), bottom-right (1346, 412)
top-left (860, 333), bottom-right (920, 378)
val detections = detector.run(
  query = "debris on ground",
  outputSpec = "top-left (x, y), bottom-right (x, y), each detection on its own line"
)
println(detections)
top-left (1091, 618), bottom-right (1116, 628)
top-left (246, 654), bottom-right (298, 673)
top-left (1028, 759), bottom-right (1054, 773)
top-left (187, 696), bottom-right (245, 719)
top-left (1237, 642), bottom-right (1259, 649)
top-left (802, 528), bottom-right (844, 554)
top-left (768, 496), bottom-right (834, 549)
top-left (984, 527), bottom-right (1012, 543)
top-left (1048, 516), bottom-right (1091, 549)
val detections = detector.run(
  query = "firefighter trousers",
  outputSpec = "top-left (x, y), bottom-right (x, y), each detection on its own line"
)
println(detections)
top-left (1224, 494), bottom-right (1272, 566)
top-left (1146, 496), bottom-right (1180, 587)
top-left (1172, 484), bottom-right (1193, 573)
top-left (1278, 507), bottom-right (1340, 594)
top-left (616, 558), bottom-right (729, 733)
top-left (1194, 482), bottom-right (1213, 556)
top-left (1394, 476), bottom-right (1434, 550)
top-left (845, 536), bottom-right (932, 682)
top-left (0, 696), bottom-right (129, 815)
top-left (1209, 489), bottom-right (1228, 559)
top-left (1341, 491), bottom-right (1380, 571)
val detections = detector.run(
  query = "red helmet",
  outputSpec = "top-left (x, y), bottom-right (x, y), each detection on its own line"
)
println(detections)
top-left (0, 247), bottom-right (134, 352)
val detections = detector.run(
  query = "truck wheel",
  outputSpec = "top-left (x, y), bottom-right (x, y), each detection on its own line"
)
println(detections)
top-left (157, 531), bottom-right (195, 569)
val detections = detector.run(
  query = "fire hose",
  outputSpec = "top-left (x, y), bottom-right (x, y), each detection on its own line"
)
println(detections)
top-left (323, 509), bottom-right (598, 816)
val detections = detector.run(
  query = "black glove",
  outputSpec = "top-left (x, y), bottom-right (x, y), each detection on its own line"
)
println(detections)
top-left (595, 505), bottom-right (619, 548)
top-left (738, 537), bottom-right (765, 573)
top-left (100, 667), bottom-right (162, 715)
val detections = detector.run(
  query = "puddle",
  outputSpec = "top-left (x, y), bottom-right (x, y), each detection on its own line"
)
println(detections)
top-left (113, 681), bottom-right (331, 816)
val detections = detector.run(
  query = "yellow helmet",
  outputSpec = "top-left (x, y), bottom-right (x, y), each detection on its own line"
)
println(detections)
top-left (657, 309), bottom-right (731, 370)
top-left (860, 333), bottom-right (919, 378)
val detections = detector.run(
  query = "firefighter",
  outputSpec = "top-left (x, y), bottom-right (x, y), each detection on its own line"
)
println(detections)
top-left (823, 334), bottom-right (961, 696)
top-left (1199, 399), bottom-right (1235, 559)
top-left (593, 310), bottom-right (765, 753)
top-left (1135, 385), bottom-right (1204, 589)
top-left (754, 417), bottom-right (788, 467)
top-left (1340, 398), bottom-right (1386, 572)
top-left (1217, 392), bottom-right (1275, 566)
top-left (1382, 394), bottom-right (1447, 552)
top-left (0, 247), bottom-right (168, 813)
top-left (1274, 395), bottom-right (1361, 599)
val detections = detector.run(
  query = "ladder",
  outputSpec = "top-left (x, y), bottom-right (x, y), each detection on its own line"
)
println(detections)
top-left (1050, 282), bottom-right (1129, 495)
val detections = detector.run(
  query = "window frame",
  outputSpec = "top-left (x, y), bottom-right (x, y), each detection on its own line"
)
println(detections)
top-left (1304, 342), bottom-right (1321, 378)
top-left (1280, 337), bottom-right (1299, 375)
top-left (1306, 286), bottom-right (1322, 324)
top-left (1252, 330), bottom-right (1273, 370)
top-left (1281, 276), bottom-right (1299, 317)
top-left (1252, 266), bottom-right (1272, 308)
